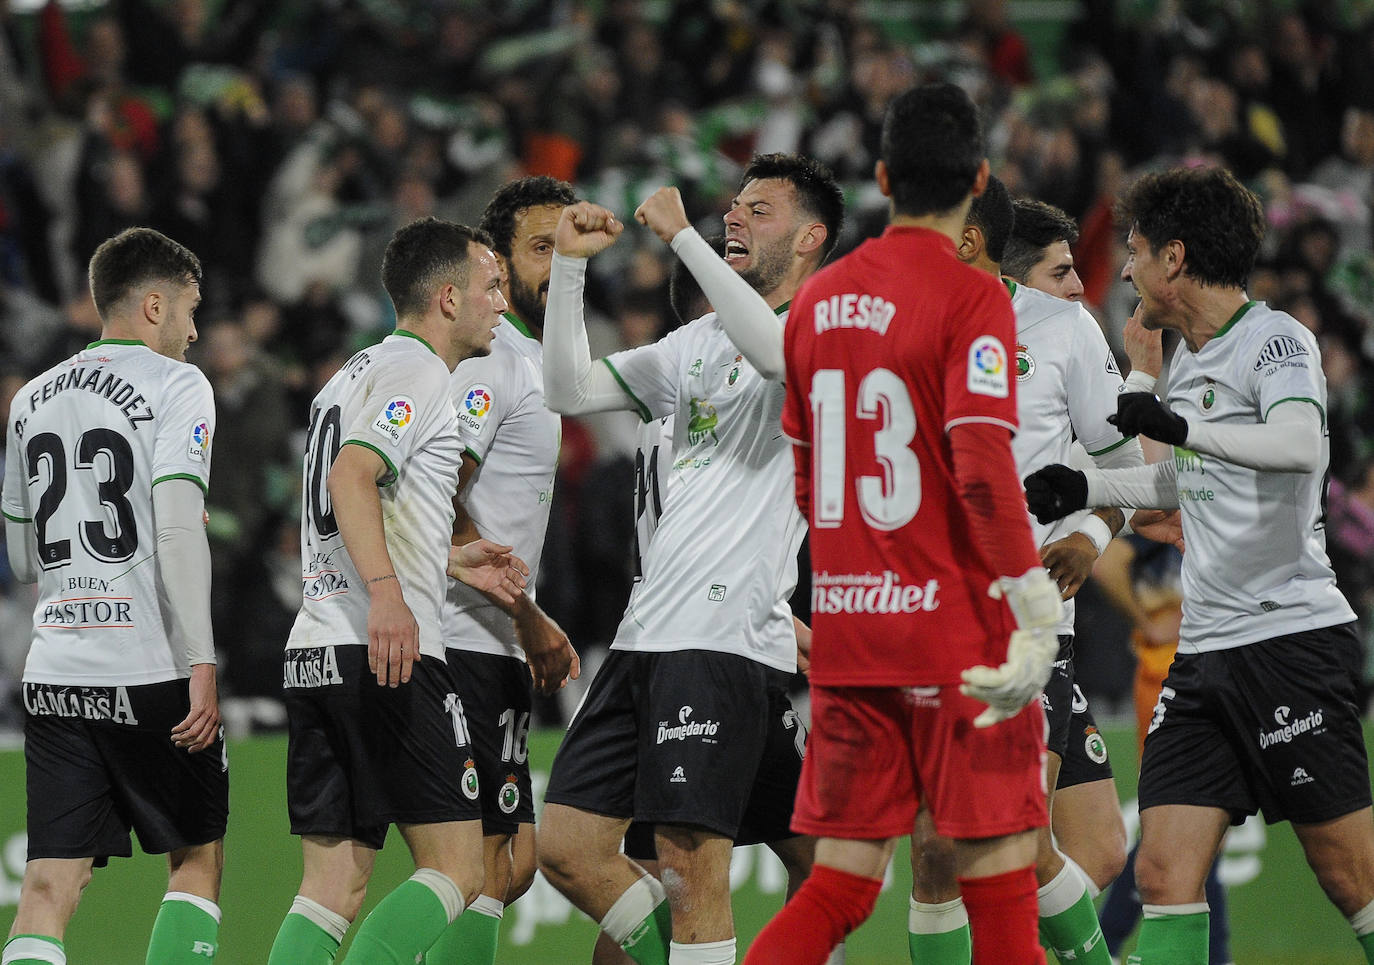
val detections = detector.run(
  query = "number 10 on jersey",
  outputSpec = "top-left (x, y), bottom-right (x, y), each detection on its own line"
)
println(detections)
top-left (810, 368), bottom-right (921, 531)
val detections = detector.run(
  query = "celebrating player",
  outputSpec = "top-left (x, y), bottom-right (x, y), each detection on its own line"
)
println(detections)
top-left (2, 227), bottom-right (226, 965)
top-left (1023, 166), bottom-right (1374, 965)
top-left (536, 153), bottom-right (843, 965)
top-left (267, 218), bottom-right (525, 965)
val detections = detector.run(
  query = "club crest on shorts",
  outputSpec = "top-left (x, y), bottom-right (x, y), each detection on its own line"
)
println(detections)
top-left (1084, 727), bottom-right (1108, 765)
top-left (499, 775), bottom-right (520, 814)
top-left (462, 759), bottom-right (481, 800)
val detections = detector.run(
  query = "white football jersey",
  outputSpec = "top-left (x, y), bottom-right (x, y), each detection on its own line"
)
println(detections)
top-left (631, 414), bottom-right (674, 584)
top-left (2, 339), bottom-right (215, 685)
top-left (1165, 301), bottom-right (1354, 652)
top-left (286, 331), bottom-right (463, 660)
top-left (1009, 283), bottom-right (1132, 634)
top-left (603, 309), bottom-right (802, 674)
top-left (442, 316), bottom-right (559, 660)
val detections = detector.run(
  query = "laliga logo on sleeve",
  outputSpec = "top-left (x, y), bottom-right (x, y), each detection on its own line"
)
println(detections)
top-left (457, 384), bottom-right (493, 433)
top-left (187, 420), bottom-right (210, 460)
top-left (968, 336), bottom-right (1009, 398)
top-left (372, 396), bottom-right (415, 443)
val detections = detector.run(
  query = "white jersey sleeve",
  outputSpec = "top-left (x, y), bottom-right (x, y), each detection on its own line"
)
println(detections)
top-left (602, 325), bottom-right (694, 423)
top-left (451, 351), bottom-right (510, 465)
top-left (2, 397), bottom-right (29, 523)
top-left (1065, 303), bottom-right (1131, 458)
top-left (151, 367), bottom-right (216, 493)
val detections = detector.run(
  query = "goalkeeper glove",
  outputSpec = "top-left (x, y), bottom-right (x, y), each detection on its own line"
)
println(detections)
top-left (960, 568), bottom-right (1062, 728)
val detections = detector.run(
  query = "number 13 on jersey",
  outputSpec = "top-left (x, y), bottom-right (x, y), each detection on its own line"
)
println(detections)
top-left (810, 368), bottom-right (921, 531)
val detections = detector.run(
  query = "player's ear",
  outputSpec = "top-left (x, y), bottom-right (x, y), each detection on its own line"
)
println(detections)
top-left (874, 159), bottom-right (891, 198)
top-left (796, 222), bottom-right (827, 257)
top-left (141, 290), bottom-right (163, 325)
top-left (438, 281), bottom-right (459, 319)
top-left (957, 225), bottom-right (983, 263)
top-left (1163, 239), bottom-right (1186, 281)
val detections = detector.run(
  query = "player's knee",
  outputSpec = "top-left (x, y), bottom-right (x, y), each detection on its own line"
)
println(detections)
top-left (507, 851), bottom-right (537, 904)
top-left (535, 827), bottom-right (580, 893)
top-left (1311, 858), bottom-right (1374, 916)
top-left (1086, 830), bottom-right (1129, 890)
top-left (911, 831), bottom-right (959, 903)
top-left (1132, 845), bottom-right (1179, 905)
top-left (20, 864), bottom-right (92, 917)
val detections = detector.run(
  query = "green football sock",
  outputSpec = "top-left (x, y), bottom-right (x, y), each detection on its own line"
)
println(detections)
top-left (1037, 864), bottom-right (1110, 964)
top-left (907, 897), bottom-right (970, 964)
top-left (146, 892), bottom-right (221, 965)
top-left (1350, 897), bottom-right (1374, 964)
top-left (340, 870), bottom-right (462, 965)
top-left (1, 934), bottom-right (66, 965)
top-left (424, 893), bottom-right (503, 965)
top-left (267, 896), bottom-right (350, 965)
top-left (599, 875), bottom-right (672, 965)
top-left (1126, 904), bottom-right (1208, 965)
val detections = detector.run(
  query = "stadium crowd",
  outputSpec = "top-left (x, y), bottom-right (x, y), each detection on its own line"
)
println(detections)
top-left (2, 0), bottom-right (1374, 723)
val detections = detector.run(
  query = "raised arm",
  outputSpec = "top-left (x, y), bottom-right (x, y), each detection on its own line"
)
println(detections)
top-left (542, 203), bottom-right (639, 415)
top-left (636, 186), bottom-right (786, 380)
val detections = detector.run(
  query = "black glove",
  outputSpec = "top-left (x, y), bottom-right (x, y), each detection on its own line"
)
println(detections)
top-left (1024, 464), bottom-right (1088, 524)
top-left (1107, 392), bottom-right (1189, 446)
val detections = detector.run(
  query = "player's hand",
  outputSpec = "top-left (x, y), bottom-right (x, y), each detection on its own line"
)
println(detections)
top-left (172, 662), bottom-right (221, 753)
top-left (1123, 302), bottom-right (1163, 379)
top-left (793, 616), bottom-right (812, 676)
top-left (448, 539), bottom-right (529, 607)
top-left (1023, 464), bottom-right (1088, 524)
top-left (1108, 392), bottom-right (1189, 446)
top-left (1040, 532), bottom-right (1098, 600)
top-left (554, 202), bottom-right (624, 258)
top-left (367, 581), bottom-right (419, 687)
top-left (961, 569), bottom-right (1062, 728)
top-left (514, 602), bottom-right (580, 695)
top-left (1130, 508), bottom-right (1185, 553)
top-left (634, 187), bottom-right (691, 245)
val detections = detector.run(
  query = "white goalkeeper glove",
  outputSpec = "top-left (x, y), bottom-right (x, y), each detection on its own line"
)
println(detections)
top-left (960, 567), bottom-right (1063, 728)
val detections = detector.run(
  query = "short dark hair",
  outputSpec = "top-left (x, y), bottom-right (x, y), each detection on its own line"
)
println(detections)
top-left (381, 217), bottom-right (494, 320)
top-left (88, 227), bottom-right (202, 319)
top-left (1114, 166), bottom-right (1264, 289)
top-left (965, 175), bottom-right (1014, 263)
top-left (479, 176), bottom-right (577, 259)
top-left (881, 83), bottom-right (985, 217)
top-left (739, 153), bottom-right (845, 260)
top-left (669, 233), bottom-right (724, 325)
top-left (1001, 199), bottom-right (1080, 282)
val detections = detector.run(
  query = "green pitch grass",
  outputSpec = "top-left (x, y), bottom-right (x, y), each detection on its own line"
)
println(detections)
top-left (0, 725), bottom-right (1365, 963)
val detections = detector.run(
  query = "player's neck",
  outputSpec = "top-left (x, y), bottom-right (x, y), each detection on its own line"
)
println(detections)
top-left (393, 319), bottom-right (453, 368)
top-left (1174, 287), bottom-right (1252, 353)
top-left (889, 210), bottom-right (967, 248)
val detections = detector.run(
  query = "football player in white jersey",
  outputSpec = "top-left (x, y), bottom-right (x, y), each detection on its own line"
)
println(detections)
top-left (1025, 166), bottom-right (1374, 965)
top-left (268, 219), bottom-right (526, 965)
top-left (537, 154), bottom-right (844, 965)
top-left (1000, 198), bottom-right (1086, 303)
top-left (900, 180), bottom-right (1137, 965)
top-left (424, 177), bottom-right (581, 965)
top-left (2, 227), bottom-right (225, 965)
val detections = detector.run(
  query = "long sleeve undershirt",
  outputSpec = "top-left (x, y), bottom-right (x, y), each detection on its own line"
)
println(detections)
top-left (543, 252), bottom-right (637, 415)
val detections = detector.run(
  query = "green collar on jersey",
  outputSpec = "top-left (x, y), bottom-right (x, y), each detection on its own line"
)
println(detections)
top-left (504, 312), bottom-right (536, 339)
top-left (393, 328), bottom-right (437, 355)
top-left (86, 338), bottom-right (145, 349)
top-left (1211, 300), bottom-right (1256, 341)
top-left (774, 301), bottom-right (790, 316)
top-left (1002, 279), bottom-right (1018, 298)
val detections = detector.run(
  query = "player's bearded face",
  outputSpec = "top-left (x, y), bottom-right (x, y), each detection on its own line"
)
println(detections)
top-left (508, 265), bottom-right (546, 330)
top-left (735, 232), bottom-right (793, 296)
